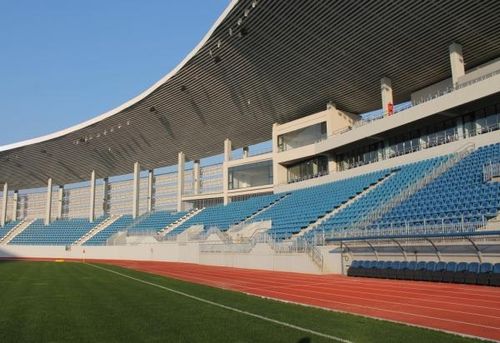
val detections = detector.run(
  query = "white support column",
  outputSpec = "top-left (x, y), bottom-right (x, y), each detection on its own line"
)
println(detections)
top-left (457, 117), bottom-right (465, 140)
top-left (45, 178), bottom-right (53, 225)
top-left (272, 123), bottom-right (281, 186)
top-left (224, 138), bottom-right (232, 162)
top-left (103, 177), bottom-right (109, 216)
top-left (242, 146), bottom-right (249, 159)
top-left (1, 183), bottom-right (7, 227)
top-left (132, 162), bottom-right (140, 219)
top-left (328, 155), bottom-right (337, 174)
top-left (147, 169), bottom-right (154, 213)
top-left (177, 152), bottom-right (185, 212)
top-left (89, 170), bottom-right (96, 222)
top-left (449, 43), bottom-right (465, 88)
top-left (57, 186), bottom-right (64, 220)
top-left (193, 160), bottom-right (201, 195)
top-left (12, 190), bottom-right (18, 222)
top-left (380, 77), bottom-right (393, 116)
top-left (223, 139), bottom-right (232, 206)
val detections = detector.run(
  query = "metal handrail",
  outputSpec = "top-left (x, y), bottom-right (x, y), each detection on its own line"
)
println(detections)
top-left (199, 231), bottom-right (324, 270)
top-left (484, 162), bottom-right (500, 182)
top-left (327, 219), bottom-right (486, 240)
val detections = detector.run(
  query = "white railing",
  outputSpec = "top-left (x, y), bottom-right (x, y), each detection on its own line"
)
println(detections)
top-left (194, 226), bottom-right (231, 242)
top-left (327, 219), bottom-right (487, 240)
top-left (352, 103), bottom-right (414, 130)
top-left (340, 120), bottom-right (498, 172)
top-left (126, 230), bottom-right (161, 237)
top-left (200, 242), bottom-right (253, 253)
top-left (199, 231), bottom-right (324, 270)
top-left (484, 162), bottom-right (500, 182)
top-left (413, 69), bottom-right (500, 106)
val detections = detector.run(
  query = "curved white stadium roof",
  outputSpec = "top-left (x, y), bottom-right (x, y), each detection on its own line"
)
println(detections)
top-left (1, 0), bottom-right (500, 189)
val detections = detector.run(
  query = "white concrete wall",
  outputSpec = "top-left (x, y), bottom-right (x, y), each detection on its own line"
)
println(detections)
top-left (199, 243), bottom-right (322, 274)
top-left (272, 107), bottom-right (360, 185)
top-left (0, 242), bottom-right (323, 274)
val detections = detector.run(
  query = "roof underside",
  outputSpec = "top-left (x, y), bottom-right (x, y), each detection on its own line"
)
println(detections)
top-left (2, 0), bottom-right (500, 189)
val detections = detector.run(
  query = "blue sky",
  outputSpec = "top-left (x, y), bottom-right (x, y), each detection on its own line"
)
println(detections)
top-left (0, 0), bottom-right (229, 146)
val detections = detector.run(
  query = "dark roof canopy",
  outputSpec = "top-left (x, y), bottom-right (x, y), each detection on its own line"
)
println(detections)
top-left (1, 0), bottom-right (500, 189)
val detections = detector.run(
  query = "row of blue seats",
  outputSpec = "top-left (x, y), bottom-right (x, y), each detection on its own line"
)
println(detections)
top-left (84, 215), bottom-right (134, 246)
top-left (0, 221), bottom-right (20, 240)
top-left (252, 171), bottom-right (389, 239)
top-left (169, 194), bottom-right (283, 236)
top-left (348, 260), bottom-right (500, 286)
top-left (85, 211), bottom-right (190, 245)
top-left (127, 211), bottom-right (187, 234)
top-left (310, 158), bottom-right (446, 236)
top-left (10, 217), bottom-right (106, 246)
top-left (375, 144), bottom-right (500, 227)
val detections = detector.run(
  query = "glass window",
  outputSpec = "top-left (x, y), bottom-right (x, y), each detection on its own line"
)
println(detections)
top-left (278, 122), bottom-right (327, 151)
top-left (287, 156), bottom-right (328, 183)
top-left (228, 160), bottom-right (273, 190)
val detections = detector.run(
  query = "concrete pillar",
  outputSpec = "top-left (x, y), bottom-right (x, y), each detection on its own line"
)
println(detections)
top-left (177, 152), bottom-right (185, 212)
top-left (57, 186), bottom-right (64, 219)
top-left (381, 77), bottom-right (394, 116)
top-left (103, 177), bottom-right (109, 216)
top-left (89, 170), bottom-right (96, 222)
top-left (271, 123), bottom-right (288, 185)
top-left (457, 117), bottom-right (464, 140)
top-left (242, 146), bottom-right (249, 159)
top-left (223, 166), bottom-right (229, 205)
top-left (325, 103), bottom-right (337, 136)
top-left (449, 43), bottom-right (465, 87)
top-left (223, 139), bottom-right (232, 205)
top-left (147, 170), bottom-right (154, 213)
top-left (224, 138), bottom-right (232, 162)
top-left (383, 139), bottom-right (391, 160)
top-left (12, 190), bottom-right (18, 222)
top-left (45, 178), bottom-right (53, 225)
top-left (1, 183), bottom-right (7, 227)
top-left (272, 123), bottom-right (281, 186)
top-left (132, 162), bottom-right (140, 219)
top-left (193, 160), bottom-right (201, 195)
top-left (328, 155), bottom-right (337, 174)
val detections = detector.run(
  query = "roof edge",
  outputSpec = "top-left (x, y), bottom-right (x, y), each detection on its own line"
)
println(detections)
top-left (0, 0), bottom-right (240, 153)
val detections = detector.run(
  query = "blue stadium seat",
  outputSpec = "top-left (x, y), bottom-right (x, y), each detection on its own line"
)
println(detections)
top-left (477, 262), bottom-right (494, 285)
top-left (490, 263), bottom-right (500, 286)
top-left (442, 262), bottom-right (457, 283)
top-left (464, 262), bottom-right (480, 284)
top-left (453, 262), bottom-right (469, 284)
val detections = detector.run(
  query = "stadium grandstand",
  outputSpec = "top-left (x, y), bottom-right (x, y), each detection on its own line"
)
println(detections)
top-left (1, 0), bottom-right (500, 341)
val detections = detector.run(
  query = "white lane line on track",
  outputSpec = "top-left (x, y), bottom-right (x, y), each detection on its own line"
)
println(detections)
top-left (232, 284), bottom-right (500, 331)
top-left (135, 265), bottom-right (500, 330)
top-left (87, 263), bottom-right (352, 343)
top-left (125, 265), bottom-right (500, 318)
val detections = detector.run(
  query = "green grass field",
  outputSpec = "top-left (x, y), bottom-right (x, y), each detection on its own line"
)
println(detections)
top-left (0, 261), bottom-right (482, 343)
